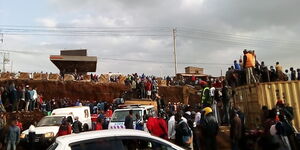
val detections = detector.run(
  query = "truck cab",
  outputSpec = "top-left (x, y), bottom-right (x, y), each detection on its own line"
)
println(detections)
top-left (108, 105), bottom-right (155, 130)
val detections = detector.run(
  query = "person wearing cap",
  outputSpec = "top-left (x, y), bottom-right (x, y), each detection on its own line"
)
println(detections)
top-left (200, 107), bottom-right (219, 150)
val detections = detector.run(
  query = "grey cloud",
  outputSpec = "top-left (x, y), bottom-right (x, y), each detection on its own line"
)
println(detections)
top-left (3, 0), bottom-right (300, 76)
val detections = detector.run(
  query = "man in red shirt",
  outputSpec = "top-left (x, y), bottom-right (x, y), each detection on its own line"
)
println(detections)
top-left (16, 117), bottom-right (23, 131)
top-left (146, 114), bottom-right (168, 140)
top-left (57, 118), bottom-right (72, 136)
top-left (94, 118), bottom-right (103, 130)
top-left (105, 106), bottom-right (113, 118)
top-left (145, 80), bottom-right (152, 99)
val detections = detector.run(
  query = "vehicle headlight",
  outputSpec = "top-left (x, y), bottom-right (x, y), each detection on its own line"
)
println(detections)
top-left (20, 133), bottom-right (26, 139)
top-left (44, 132), bottom-right (55, 138)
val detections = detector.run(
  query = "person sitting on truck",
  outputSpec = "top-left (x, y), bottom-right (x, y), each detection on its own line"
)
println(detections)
top-left (57, 118), bottom-right (72, 136)
top-left (125, 110), bottom-right (134, 129)
top-left (290, 68), bottom-right (296, 81)
top-left (72, 117), bottom-right (82, 134)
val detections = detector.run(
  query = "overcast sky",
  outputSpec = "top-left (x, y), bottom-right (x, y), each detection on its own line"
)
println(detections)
top-left (0, 0), bottom-right (299, 76)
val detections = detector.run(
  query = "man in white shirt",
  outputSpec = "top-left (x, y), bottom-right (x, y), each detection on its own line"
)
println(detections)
top-left (168, 114), bottom-right (187, 141)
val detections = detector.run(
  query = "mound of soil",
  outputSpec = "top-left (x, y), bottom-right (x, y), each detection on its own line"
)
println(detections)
top-left (0, 80), bottom-right (129, 102)
top-left (6, 111), bottom-right (45, 130)
top-left (158, 85), bottom-right (200, 106)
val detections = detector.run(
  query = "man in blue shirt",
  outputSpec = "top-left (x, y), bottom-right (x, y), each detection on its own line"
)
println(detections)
top-left (234, 60), bottom-right (241, 70)
top-left (5, 119), bottom-right (20, 150)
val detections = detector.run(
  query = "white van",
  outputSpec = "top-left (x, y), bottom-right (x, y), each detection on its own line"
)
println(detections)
top-left (108, 105), bottom-right (155, 130)
top-left (20, 106), bottom-right (92, 145)
top-left (51, 106), bottom-right (92, 130)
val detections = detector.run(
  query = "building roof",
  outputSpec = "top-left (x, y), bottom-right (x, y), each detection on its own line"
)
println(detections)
top-left (176, 73), bottom-right (208, 77)
top-left (50, 50), bottom-right (97, 73)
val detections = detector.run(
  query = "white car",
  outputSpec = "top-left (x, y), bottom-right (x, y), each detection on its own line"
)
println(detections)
top-left (47, 130), bottom-right (184, 150)
top-left (108, 105), bottom-right (155, 130)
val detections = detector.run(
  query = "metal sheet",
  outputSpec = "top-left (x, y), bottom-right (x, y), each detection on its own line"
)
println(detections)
top-left (234, 81), bottom-right (300, 131)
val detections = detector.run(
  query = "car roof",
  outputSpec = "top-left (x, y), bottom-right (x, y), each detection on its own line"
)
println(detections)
top-left (56, 130), bottom-right (151, 143)
top-left (115, 105), bottom-right (154, 111)
top-left (53, 106), bottom-right (89, 111)
top-left (55, 130), bottom-right (184, 150)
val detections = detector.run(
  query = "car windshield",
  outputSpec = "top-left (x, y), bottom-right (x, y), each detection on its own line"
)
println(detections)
top-left (37, 116), bottom-right (65, 127)
top-left (111, 110), bottom-right (142, 122)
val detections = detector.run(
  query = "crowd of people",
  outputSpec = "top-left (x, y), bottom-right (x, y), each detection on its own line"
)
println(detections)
top-left (122, 73), bottom-right (159, 100)
top-left (118, 80), bottom-right (235, 150)
top-left (258, 100), bottom-right (297, 150)
top-left (226, 49), bottom-right (300, 87)
top-left (0, 98), bottom-right (114, 150)
top-left (0, 81), bottom-right (298, 150)
top-left (0, 83), bottom-right (42, 113)
top-left (0, 114), bottom-right (23, 150)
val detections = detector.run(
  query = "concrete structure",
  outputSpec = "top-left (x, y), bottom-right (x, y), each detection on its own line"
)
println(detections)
top-left (176, 66), bottom-right (208, 81)
top-left (185, 66), bottom-right (204, 74)
top-left (50, 49), bottom-right (97, 74)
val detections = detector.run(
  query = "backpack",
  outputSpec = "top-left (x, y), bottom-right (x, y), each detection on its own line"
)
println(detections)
top-left (179, 120), bottom-right (193, 144)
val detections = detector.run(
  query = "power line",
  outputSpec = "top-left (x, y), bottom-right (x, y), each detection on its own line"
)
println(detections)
top-left (178, 27), bottom-right (300, 44)
top-left (101, 57), bottom-right (231, 66)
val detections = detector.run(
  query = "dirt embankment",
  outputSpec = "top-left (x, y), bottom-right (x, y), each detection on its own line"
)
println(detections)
top-left (0, 80), bottom-right (129, 102)
top-left (6, 111), bottom-right (45, 130)
top-left (0, 79), bottom-right (201, 107)
top-left (158, 85), bottom-right (200, 106)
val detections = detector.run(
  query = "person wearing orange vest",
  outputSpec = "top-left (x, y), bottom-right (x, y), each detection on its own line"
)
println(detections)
top-left (243, 50), bottom-right (257, 84)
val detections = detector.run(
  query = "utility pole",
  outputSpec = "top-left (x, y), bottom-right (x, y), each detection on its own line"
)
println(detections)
top-left (11, 60), bottom-right (13, 72)
top-left (0, 34), bottom-right (10, 72)
top-left (0, 33), bottom-right (3, 44)
top-left (172, 28), bottom-right (178, 75)
top-left (2, 52), bottom-right (10, 72)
